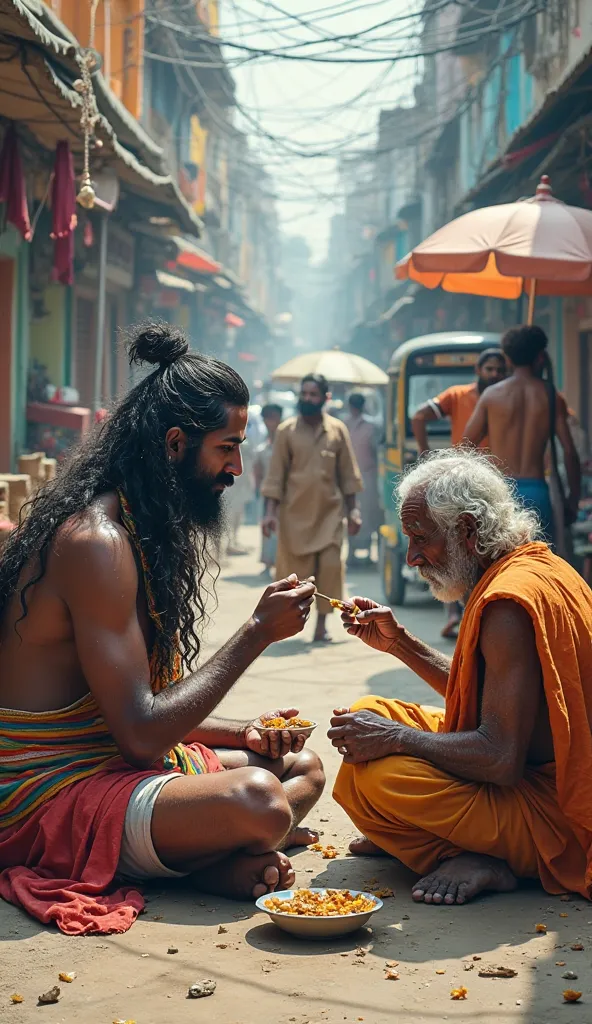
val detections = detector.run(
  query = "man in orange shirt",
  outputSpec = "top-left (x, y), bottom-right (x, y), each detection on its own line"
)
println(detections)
top-left (411, 349), bottom-right (506, 637)
top-left (411, 349), bottom-right (507, 452)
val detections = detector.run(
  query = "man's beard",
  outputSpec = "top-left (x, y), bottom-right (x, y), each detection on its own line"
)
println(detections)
top-left (176, 460), bottom-right (233, 538)
top-left (419, 535), bottom-right (480, 603)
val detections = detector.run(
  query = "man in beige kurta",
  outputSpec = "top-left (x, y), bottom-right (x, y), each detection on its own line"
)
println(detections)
top-left (262, 374), bottom-right (363, 642)
top-left (344, 392), bottom-right (382, 567)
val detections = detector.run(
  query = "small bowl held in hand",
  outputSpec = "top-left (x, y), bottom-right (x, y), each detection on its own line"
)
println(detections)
top-left (255, 716), bottom-right (318, 740)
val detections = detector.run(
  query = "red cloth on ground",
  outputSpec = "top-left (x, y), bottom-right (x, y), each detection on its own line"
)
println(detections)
top-left (0, 744), bottom-right (223, 935)
top-left (0, 124), bottom-right (32, 241)
top-left (50, 140), bottom-right (77, 286)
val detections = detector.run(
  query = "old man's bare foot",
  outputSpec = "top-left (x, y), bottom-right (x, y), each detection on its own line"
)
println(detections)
top-left (412, 854), bottom-right (517, 905)
top-left (349, 836), bottom-right (386, 857)
top-left (194, 850), bottom-right (295, 900)
top-left (281, 826), bottom-right (319, 850)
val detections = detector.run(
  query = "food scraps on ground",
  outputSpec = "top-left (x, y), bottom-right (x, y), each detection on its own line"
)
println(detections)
top-left (563, 990), bottom-right (582, 1003)
top-left (58, 972), bottom-right (76, 983)
top-left (187, 980), bottom-right (216, 999)
top-left (436, 970), bottom-right (446, 975)
top-left (38, 986), bottom-right (60, 1005)
top-left (385, 970), bottom-right (399, 980)
top-left (478, 967), bottom-right (518, 979)
top-left (450, 987), bottom-right (468, 1000)
top-left (310, 843), bottom-right (338, 859)
top-left (571, 943), bottom-right (585, 951)
top-left (10, 994), bottom-right (23, 1004)
top-left (113, 1019), bottom-right (136, 1024)
top-left (535, 923), bottom-right (548, 933)
top-left (264, 889), bottom-right (377, 916)
top-left (560, 913), bottom-right (569, 918)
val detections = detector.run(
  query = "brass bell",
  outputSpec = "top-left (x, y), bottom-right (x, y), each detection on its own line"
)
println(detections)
top-left (77, 174), bottom-right (96, 209)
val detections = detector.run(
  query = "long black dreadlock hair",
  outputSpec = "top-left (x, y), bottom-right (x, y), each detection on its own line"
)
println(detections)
top-left (0, 322), bottom-right (250, 675)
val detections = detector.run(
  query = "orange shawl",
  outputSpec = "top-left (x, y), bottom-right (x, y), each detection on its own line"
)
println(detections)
top-left (446, 542), bottom-right (592, 896)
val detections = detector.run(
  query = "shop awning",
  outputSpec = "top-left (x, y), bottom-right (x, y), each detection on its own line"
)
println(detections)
top-left (225, 312), bottom-right (245, 328)
top-left (0, 0), bottom-right (202, 235)
top-left (173, 236), bottom-right (221, 274)
top-left (156, 269), bottom-right (195, 293)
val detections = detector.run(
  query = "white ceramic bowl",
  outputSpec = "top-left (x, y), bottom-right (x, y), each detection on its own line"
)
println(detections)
top-left (255, 888), bottom-right (383, 939)
top-left (254, 719), bottom-right (318, 740)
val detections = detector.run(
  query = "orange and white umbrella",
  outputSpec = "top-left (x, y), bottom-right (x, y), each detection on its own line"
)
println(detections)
top-left (396, 177), bottom-right (592, 321)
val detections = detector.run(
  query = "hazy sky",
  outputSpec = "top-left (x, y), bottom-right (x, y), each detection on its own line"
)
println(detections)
top-left (221, 1), bottom-right (421, 262)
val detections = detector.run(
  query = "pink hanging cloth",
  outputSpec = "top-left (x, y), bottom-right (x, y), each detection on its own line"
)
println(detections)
top-left (0, 123), bottom-right (32, 241)
top-left (50, 140), bottom-right (78, 286)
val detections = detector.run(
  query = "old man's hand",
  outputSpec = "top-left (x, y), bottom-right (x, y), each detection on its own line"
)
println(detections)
top-left (328, 708), bottom-right (405, 763)
top-left (341, 597), bottom-right (403, 654)
top-left (245, 708), bottom-right (307, 760)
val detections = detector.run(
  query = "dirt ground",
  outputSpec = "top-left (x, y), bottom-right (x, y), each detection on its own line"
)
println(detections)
top-left (1, 527), bottom-right (590, 1024)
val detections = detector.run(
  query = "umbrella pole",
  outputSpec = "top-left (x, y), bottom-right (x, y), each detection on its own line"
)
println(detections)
top-left (527, 278), bottom-right (537, 325)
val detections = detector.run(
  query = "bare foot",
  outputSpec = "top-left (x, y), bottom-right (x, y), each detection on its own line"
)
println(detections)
top-left (441, 618), bottom-right (460, 639)
top-left (412, 854), bottom-right (517, 905)
top-left (281, 826), bottom-right (320, 850)
top-left (349, 836), bottom-right (387, 857)
top-left (193, 850), bottom-right (295, 900)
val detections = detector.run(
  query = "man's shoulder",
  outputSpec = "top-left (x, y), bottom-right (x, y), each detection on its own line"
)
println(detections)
top-left (325, 413), bottom-right (348, 434)
top-left (436, 382), bottom-right (475, 402)
top-left (53, 500), bottom-right (135, 578)
top-left (276, 415), bottom-right (298, 434)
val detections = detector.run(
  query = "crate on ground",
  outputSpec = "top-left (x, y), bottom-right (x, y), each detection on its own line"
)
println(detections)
top-left (0, 474), bottom-right (32, 524)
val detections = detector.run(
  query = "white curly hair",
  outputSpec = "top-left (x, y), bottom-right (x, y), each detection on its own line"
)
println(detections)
top-left (396, 448), bottom-right (540, 561)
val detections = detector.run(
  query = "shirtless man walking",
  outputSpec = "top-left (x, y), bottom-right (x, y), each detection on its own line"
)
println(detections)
top-left (464, 325), bottom-right (580, 543)
top-left (0, 323), bottom-right (324, 935)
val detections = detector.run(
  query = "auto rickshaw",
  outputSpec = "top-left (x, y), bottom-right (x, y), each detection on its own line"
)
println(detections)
top-left (378, 331), bottom-right (500, 605)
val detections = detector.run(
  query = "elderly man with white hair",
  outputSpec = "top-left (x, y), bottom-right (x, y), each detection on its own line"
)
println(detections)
top-left (330, 449), bottom-right (592, 905)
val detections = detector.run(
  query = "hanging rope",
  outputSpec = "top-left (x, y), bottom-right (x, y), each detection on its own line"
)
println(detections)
top-left (74, 0), bottom-right (102, 209)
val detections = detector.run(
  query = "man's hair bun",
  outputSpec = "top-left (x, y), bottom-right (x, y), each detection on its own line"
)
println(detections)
top-left (128, 321), bottom-right (190, 368)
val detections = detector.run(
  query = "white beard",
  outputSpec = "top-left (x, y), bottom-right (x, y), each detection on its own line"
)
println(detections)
top-left (419, 537), bottom-right (480, 603)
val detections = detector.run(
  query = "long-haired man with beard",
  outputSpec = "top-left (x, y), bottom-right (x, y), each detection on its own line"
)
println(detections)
top-left (0, 324), bottom-right (324, 935)
top-left (330, 449), bottom-right (592, 907)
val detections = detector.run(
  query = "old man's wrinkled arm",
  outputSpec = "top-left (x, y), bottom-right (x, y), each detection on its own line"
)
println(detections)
top-left (334, 600), bottom-right (543, 784)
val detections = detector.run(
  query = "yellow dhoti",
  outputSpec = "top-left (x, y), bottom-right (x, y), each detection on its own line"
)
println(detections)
top-left (334, 695), bottom-right (586, 891)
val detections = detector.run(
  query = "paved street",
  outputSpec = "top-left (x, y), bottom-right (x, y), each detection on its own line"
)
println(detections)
top-left (1, 528), bottom-right (590, 1023)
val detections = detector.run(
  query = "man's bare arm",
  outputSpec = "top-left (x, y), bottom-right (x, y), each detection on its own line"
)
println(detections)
top-left (392, 629), bottom-right (451, 697)
top-left (333, 601), bottom-right (543, 783)
top-left (463, 393), bottom-right (489, 447)
top-left (61, 521), bottom-right (314, 768)
top-left (411, 402), bottom-right (439, 454)
top-left (556, 395), bottom-right (581, 510)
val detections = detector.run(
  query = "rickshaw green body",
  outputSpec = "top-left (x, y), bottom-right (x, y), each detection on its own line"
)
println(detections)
top-left (378, 331), bottom-right (500, 605)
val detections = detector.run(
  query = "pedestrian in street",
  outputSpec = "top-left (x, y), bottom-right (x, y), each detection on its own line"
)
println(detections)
top-left (411, 347), bottom-right (507, 637)
top-left (343, 392), bottom-right (382, 568)
top-left (463, 325), bottom-right (580, 547)
top-left (0, 323), bottom-right (325, 936)
top-left (331, 448), bottom-right (592, 907)
top-left (261, 374), bottom-right (363, 643)
top-left (254, 403), bottom-right (283, 578)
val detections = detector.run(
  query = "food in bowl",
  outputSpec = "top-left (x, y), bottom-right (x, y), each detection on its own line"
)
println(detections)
top-left (263, 889), bottom-right (377, 917)
top-left (260, 716), bottom-right (313, 729)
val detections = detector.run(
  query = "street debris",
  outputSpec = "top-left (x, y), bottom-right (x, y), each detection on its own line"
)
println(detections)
top-left (535, 923), bottom-right (548, 933)
top-left (167, 947), bottom-right (178, 954)
top-left (37, 986), bottom-right (60, 1005)
top-left (450, 987), bottom-right (468, 1000)
top-left (310, 843), bottom-right (338, 859)
top-left (563, 990), bottom-right (582, 1003)
top-left (478, 967), bottom-right (517, 979)
top-left (187, 980), bottom-right (216, 999)
top-left (385, 970), bottom-right (399, 980)
top-left (58, 972), bottom-right (76, 983)
top-left (562, 971), bottom-right (578, 981)
top-left (570, 943), bottom-right (584, 951)
top-left (9, 994), bottom-right (23, 1004)
top-left (218, 925), bottom-right (227, 934)
top-left (464, 963), bottom-right (475, 972)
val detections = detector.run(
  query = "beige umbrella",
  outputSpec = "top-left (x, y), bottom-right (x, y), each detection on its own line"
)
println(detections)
top-left (271, 349), bottom-right (388, 387)
top-left (396, 176), bottom-right (592, 323)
